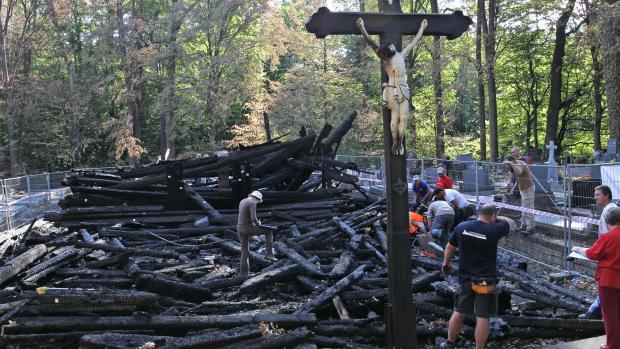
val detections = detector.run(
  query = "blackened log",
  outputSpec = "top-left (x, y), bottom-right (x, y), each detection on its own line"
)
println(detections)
top-left (322, 168), bottom-right (359, 184)
top-left (184, 184), bottom-right (224, 223)
top-left (320, 111), bottom-right (356, 155)
top-left (297, 177), bottom-right (323, 192)
top-left (118, 156), bottom-right (218, 178)
top-left (180, 301), bottom-right (278, 316)
top-left (501, 315), bottom-right (604, 331)
top-left (63, 205), bottom-right (165, 215)
top-left (199, 275), bottom-right (250, 290)
top-left (251, 132), bottom-right (316, 176)
top-left (79, 333), bottom-right (173, 349)
top-left (333, 216), bottom-right (356, 238)
top-left (100, 226), bottom-right (236, 238)
top-left (411, 271), bottom-right (442, 293)
top-left (113, 143), bottom-right (283, 190)
top-left (84, 252), bottom-right (131, 268)
top-left (314, 323), bottom-right (384, 338)
top-left (160, 325), bottom-right (261, 349)
top-left (312, 335), bottom-right (382, 349)
top-left (296, 275), bottom-right (327, 293)
top-left (329, 234), bottom-right (363, 277)
top-left (59, 215), bottom-right (203, 229)
top-left (49, 241), bottom-right (179, 259)
top-left (340, 288), bottom-right (388, 302)
top-left (58, 278), bottom-right (133, 288)
top-left (500, 265), bottom-right (592, 306)
top-left (352, 213), bottom-right (388, 231)
top-left (274, 241), bottom-right (325, 277)
top-left (216, 327), bottom-right (312, 349)
top-left (295, 264), bottom-right (368, 314)
top-left (70, 186), bottom-right (167, 199)
top-left (0, 244), bottom-right (47, 287)
top-left (270, 210), bottom-right (308, 223)
top-left (135, 273), bottom-right (212, 303)
top-left (284, 239), bottom-right (311, 259)
top-left (233, 261), bottom-right (315, 298)
top-left (252, 167), bottom-right (297, 190)
top-left (497, 283), bottom-right (587, 313)
top-left (311, 124), bottom-right (333, 154)
top-left (54, 268), bottom-right (127, 278)
top-left (204, 235), bottom-right (269, 268)
top-left (363, 239), bottom-right (387, 265)
top-left (23, 247), bottom-right (79, 278)
top-left (2, 313), bottom-right (318, 334)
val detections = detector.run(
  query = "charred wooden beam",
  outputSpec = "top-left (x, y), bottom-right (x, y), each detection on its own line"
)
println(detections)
top-left (2, 313), bottom-right (318, 334)
top-left (294, 264), bottom-right (368, 314)
top-left (0, 244), bottom-right (47, 287)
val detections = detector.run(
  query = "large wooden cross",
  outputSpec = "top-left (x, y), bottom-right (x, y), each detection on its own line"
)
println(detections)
top-left (306, 3), bottom-right (471, 349)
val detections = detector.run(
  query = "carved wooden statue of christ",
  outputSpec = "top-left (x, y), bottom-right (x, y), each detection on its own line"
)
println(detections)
top-left (356, 18), bottom-right (427, 155)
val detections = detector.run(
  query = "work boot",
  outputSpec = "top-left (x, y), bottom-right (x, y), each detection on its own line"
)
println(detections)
top-left (434, 339), bottom-right (456, 349)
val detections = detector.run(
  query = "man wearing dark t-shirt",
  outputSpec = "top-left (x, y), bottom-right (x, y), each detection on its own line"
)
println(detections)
top-left (436, 204), bottom-right (515, 349)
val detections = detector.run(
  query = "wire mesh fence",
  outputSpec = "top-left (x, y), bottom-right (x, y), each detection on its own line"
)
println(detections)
top-left (0, 172), bottom-right (70, 232)
top-left (337, 154), bottom-right (620, 276)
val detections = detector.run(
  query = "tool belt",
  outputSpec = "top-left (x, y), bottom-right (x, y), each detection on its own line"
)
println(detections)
top-left (471, 277), bottom-right (496, 295)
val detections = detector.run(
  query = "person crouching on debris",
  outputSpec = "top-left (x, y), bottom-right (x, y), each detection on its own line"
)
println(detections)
top-left (237, 191), bottom-right (277, 275)
top-left (437, 204), bottom-right (515, 349)
top-left (411, 175), bottom-right (432, 212)
top-left (426, 196), bottom-right (455, 248)
top-left (433, 187), bottom-right (475, 228)
top-left (572, 207), bottom-right (620, 349)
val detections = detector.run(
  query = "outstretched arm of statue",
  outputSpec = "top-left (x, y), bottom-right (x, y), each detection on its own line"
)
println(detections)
top-left (356, 18), bottom-right (379, 53)
top-left (402, 19), bottom-right (428, 57)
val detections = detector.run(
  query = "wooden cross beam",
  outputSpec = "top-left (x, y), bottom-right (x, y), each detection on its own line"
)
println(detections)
top-left (306, 7), bottom-right (472, 39)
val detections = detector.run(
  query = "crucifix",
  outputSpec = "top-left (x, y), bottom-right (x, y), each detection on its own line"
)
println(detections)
top-left (306, 3), bottom-right (471, 349)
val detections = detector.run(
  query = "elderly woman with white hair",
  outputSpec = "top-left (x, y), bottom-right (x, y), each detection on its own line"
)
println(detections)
top-left (573, 207), bottom-right (620, 349)
top-left (237, 191), bottom-right (277, 275)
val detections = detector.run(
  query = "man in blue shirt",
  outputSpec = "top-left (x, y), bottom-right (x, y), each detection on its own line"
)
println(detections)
top-left (437, 204), bottom-right (515, 349)
top-left (410, 175), bottom-right (432, 212)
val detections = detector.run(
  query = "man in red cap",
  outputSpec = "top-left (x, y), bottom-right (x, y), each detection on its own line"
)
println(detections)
top-left (436, 167), bottom-right (453, 190)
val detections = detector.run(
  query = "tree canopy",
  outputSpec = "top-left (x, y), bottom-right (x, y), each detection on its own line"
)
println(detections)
top-left (0, 0), bottom-right (617, 176)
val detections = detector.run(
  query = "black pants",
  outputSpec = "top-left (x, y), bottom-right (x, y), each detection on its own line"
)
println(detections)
top-left (454, 204), bottom-right (476, 228)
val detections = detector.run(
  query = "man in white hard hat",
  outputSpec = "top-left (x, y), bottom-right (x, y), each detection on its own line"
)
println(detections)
top-left (237, 191), bottom-right (277, 275)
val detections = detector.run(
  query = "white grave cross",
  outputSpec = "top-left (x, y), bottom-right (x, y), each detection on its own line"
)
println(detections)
top-left (545, 140), bottom-right (560, 189)
top-left (546, 141), bottom-right (557, 164)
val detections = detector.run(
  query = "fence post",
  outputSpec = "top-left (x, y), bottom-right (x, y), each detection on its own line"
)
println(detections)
top-left (562, 163), bottom-right (569, 269)
top-left (420, 158), bottom-right (425, 181)
top-left (567, 164), bottom-right (573, 270)
top-left (474, 160), bottom-right (480, 208)
top-left (3, 179), bottom-right (11, 231)
top-left (27, 175), bottom-right (34, 221)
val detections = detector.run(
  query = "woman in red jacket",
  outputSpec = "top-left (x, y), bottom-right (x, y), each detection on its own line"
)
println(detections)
top-left (573, 207), bottom-right (620, 349)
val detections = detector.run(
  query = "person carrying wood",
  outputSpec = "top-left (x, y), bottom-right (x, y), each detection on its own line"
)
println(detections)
top-left (503, 154), bottom-right (536, 235)
top-left (437, 204), bottom-right (515, 349)
top-left (237, 191), bottom-right (277, 275)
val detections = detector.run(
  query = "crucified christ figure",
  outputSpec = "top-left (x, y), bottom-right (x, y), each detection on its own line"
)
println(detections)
top-left (356, 18), bottom-right (427, 156)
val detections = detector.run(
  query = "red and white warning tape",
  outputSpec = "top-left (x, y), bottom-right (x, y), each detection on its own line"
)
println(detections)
top-left (463, 194), bottom-right (599, 225)
top-left (360, 178), bottom-right (600, 226)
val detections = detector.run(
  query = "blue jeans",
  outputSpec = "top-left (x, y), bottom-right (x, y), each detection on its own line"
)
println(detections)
top-left (587, 296), bottom-right (602, 318)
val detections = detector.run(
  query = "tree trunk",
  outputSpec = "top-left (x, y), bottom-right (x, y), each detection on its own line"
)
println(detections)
top-left (544, 0), bottom-right (576, 157)
top-left (476, 0), bottom-right (487, 160)
top-left (585, 0), bottom-right (604, 151)
top-left (600, 0), bottom-right (620, 141)
top-left (430, 0), bottom-right (445, 159)
top-left (160, 0), bottom-right (180, 159)
top-left (480, 0), bottom-right (499, 161)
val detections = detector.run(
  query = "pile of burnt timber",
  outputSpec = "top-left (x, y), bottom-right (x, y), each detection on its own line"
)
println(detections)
top-left (0, 114), bottom-right (605, 348)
